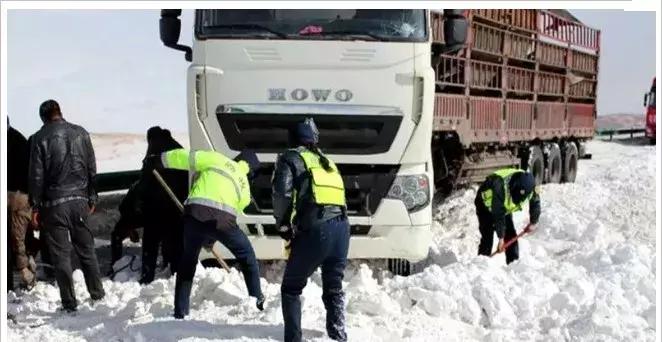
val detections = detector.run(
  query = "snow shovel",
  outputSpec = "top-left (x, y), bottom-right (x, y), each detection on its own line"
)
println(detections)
top-left (490, 224), bottom-right (532, 257)
top-left (152, 169), bottom-right (232, 272)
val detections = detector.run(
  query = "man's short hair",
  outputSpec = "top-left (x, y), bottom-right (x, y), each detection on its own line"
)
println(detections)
top-left (39, 100), bottom-right (62, 121)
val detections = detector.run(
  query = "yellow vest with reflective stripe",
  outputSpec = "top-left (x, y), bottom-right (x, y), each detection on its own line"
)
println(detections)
top-left (297, 148), bottom-right (346, 207)
top-left (481, 168), bottom-right (532, 214)
top-left (162, 149), bottom-right (251, 215)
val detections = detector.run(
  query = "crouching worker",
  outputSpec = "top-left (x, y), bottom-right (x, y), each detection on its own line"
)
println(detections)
top-left (109, 181), bottom-right (144, 269)
top-left (143, 148), bottom-right (265, 318)
top-left (272, 118), bottom-right (350, 342)
top-left (475, 168), bottom-right (541, 264)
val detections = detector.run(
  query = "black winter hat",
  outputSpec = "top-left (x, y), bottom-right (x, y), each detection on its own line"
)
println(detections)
top-left (234, 149), bottom-right (260, 179)
top-left (295, 117), bottom-right (319, 145)
top-left (509, 172), bottom-right (536, 204)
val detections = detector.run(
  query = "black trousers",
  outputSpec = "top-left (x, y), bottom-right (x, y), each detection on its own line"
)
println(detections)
top-left (174, 213), bottom-right (262, 318)
top-left (476, 203), bottom-right (519, 264)
top-left (141, 217), bottom-right (183, 283)
top-left (42, 200), bottom-right (105, 309)
top-left (110, 216), bottom-right (140, 266)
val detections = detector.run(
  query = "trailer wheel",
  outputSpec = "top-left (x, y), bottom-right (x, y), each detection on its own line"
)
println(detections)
top-left (528, 146), bottom-right (544, 186)
top-left (562, 142), bottom-right (579, 183)
top-left (545, 143), bottom-right (562, 184)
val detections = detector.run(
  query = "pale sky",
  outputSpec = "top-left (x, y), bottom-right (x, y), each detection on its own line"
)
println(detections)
top-left (6, 10), bottom-right (657, 136)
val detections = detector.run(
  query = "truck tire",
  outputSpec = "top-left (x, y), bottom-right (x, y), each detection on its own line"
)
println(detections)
top-left (562, 142), bottom-right (579, 183)
top-left (545, 143), bottom-right (562, 184)
top-left (528, 146), bottom-right (544, 186)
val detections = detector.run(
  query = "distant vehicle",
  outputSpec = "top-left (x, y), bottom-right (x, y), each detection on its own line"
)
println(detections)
top-left (160, 9), bottom-right (599, 274)
top-left (644, 77), bottom-right (656, 144)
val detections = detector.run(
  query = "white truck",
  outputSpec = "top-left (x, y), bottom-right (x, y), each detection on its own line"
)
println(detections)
top-left (159, 9), bottom-right (468, 274)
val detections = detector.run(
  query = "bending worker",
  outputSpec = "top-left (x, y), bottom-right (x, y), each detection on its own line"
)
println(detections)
top-left (475, 168), bottom-right (541, 264)
top-left (144, 148), bottom-right (265, 318)
top-left (272, 118), bottom-right (350, 342)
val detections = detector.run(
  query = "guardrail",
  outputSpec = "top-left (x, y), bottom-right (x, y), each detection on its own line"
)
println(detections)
top-left (594, 127), bottom-right (646, 141)
top-left (96, 170), bottom-right (141, 193)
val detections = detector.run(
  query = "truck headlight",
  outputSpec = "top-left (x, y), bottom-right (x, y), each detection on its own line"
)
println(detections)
top-left (386, 174), bottom-right (430, 212)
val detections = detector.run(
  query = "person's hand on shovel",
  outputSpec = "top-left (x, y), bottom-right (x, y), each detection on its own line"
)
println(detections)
top-left (496, 238), bottom-right (506, 253)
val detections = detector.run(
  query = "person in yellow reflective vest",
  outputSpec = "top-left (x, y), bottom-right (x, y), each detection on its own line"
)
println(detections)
top-left (144, 148), bottom-right (265, 318)
top-left (475, 168), bottom-right (541, 264)
top-left (272, 118), bottom-right (349, 342)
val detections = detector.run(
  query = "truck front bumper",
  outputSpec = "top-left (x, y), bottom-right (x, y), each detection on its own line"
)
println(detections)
top-left (200, 199), bottom-right (432, 262)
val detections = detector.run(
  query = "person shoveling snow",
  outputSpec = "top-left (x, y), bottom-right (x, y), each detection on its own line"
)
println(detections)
top-left (475, 168), bottom-right (540, 264)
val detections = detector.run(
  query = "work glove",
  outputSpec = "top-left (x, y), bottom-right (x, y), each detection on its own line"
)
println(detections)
top-left (278, 225), bottom-right (295, 241)
top-left (20, 268), bottom-right (36, 290)
top-left (28, 256), bottom-right (37, 275)
top-left (496, 238), bottom-right (506, 253)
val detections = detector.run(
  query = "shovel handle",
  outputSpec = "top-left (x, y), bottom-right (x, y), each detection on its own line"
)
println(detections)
top-left (152, 169), bottom-right (231, 273)
top-left (490, 224), bottom-right (532, 257)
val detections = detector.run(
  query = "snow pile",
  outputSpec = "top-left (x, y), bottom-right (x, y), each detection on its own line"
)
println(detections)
top-left (7, 140), bottom-right (657, 341)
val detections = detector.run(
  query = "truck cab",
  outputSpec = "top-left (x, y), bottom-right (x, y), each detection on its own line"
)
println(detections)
top-left (159, 9), bottom-right (467, 272)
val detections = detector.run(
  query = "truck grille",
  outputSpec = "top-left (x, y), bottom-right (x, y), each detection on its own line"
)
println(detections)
top-left (216, 113), bottom-right (402, 154)
top-left (246, 163), bottom-right (399, 217)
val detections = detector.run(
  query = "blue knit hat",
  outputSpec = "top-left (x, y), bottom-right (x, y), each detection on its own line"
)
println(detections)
top-left (234, 149), bottom-right (260, 179)
top-left (510, 172), bottom-right (535, 204)
top-left (295, 117), bottom-right (319, 145)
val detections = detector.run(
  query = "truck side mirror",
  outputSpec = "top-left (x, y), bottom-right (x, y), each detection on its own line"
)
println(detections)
top-left (160, 9), bottom-right (192, 62)
top-left (644, 93), bottom-right (649, 107)
top-left (443, 9), bottom-right (468, 54)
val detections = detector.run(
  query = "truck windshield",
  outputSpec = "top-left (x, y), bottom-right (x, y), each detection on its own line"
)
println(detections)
top-left (648, 86), bottom-right (656, 108)
top-left (196, 9), bottom-right (427, 42)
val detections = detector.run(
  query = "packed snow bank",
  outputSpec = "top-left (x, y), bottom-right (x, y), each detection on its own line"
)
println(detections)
top-left (7, 140), bottom-right (657, 341)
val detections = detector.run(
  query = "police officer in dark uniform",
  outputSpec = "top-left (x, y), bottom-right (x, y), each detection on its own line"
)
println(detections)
top-left (272, 118), bottom-right (350, 342)
top-left (475, 168), bottom-right (541, 264)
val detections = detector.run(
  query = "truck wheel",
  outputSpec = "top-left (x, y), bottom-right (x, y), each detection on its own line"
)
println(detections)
top-left (545, 143), bottom-right (562, 184)
top-left (562, 142), bottom-right (579, 183)
top-left (528, 146), bottom-right (544, 186)
top-left (388, 259), bottom-right (412, 276)
top-left (650, 137), bottom-right (656, 145)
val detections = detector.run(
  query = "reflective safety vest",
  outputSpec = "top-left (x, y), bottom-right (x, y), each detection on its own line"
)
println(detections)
top-left (296, 147), bottom-right (346, 207)
top-left (481, 168), bottom-right (532, 214)
top-left (161, 149), bottom-right (251, 216)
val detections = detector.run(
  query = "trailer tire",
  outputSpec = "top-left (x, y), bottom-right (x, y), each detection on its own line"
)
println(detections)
top-left (545, 143), bottom-right (562, 184)
top-left (562, 142), bottom-right (579, 183)
top-left (528, 146), bottom-right (544, 186)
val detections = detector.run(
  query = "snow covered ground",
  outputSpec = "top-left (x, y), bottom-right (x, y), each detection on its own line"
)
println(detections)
top-left (7, 138), bottom-right (657, 341)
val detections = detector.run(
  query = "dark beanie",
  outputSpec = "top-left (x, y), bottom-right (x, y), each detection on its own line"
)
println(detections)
top-left (234, 149), bottom-right (260, 178)
top-left (509, 172), bottom-right (535, 204)
top-left (295, 118), bottom-right (319, 145)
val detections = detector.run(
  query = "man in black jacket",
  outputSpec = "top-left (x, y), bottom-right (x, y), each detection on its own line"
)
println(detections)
top-left (28, 100), bottom-right (105, 312)
top-left (138, 126), bottom-right (188, 284)
top-left (475, 168), bottom-right (541, 264)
